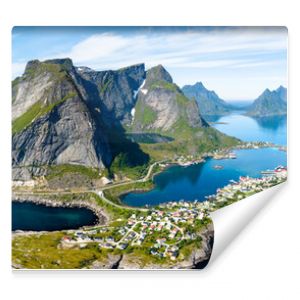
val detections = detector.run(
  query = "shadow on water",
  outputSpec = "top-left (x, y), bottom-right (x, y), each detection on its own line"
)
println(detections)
top-left (155, 162), bottom-right (206, 190)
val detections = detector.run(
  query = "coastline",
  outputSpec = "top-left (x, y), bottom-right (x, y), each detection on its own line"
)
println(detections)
top-left (12, 193), bottom-right (108, 228)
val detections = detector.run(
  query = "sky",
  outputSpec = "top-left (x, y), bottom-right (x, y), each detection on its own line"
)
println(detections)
top-left (12, 26), bottom-right (287, 101)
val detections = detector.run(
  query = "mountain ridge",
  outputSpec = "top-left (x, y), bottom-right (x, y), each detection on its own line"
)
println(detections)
top-left (246, 86), bottom-right (287, 117)
top-left (12, 58), bottom-right (239, 181)
top-left (182, 82), bottom-right (233, 116)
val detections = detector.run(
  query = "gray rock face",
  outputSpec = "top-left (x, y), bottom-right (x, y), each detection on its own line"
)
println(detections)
top-left (12, 59), bottom-right (233, 181)
top-left (12, 59), bottom-right (112, 180)
top-left (132, 66), bottom-right (208, 133)
top-left (78, 63), bottom-right (146, 126)
top-left (12, 95), bottom-right (111, 175)
top-left (246, 87), bottom-right (287, 117)
top-left (182, 82), bottom-right (232, 116)
top-left (144, 64), bottom-right (173, 88)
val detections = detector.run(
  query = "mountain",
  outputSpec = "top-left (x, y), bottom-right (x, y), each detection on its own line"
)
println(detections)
top-left (77, 63), bottom-right (145, 126)
top-left (12, 59), bottom-right (113, 180)
top-left (131, 65), bottom-right (208, 133)
top-left (129, 66), bottom-right (238, 158)
top-left (182, 82), bottom-right (233, 115)
top-left (246, 87), bottom-right (287, 117)
top-left (276, 85), bottom-right (287, 102)
top-left (12, 59), bottom-right (238, 181)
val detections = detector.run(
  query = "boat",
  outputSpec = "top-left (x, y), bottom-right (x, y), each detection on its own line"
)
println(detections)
top-left (228, 152), bottom-right (237, 159)
top-left (260, 169), bottom-right (275, 175)
top-left (213, 165), bottom-right (224, 170)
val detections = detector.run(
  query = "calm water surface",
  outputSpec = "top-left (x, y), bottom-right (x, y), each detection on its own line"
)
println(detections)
top-left (122, 113), bottom-right (287, 207)
top-left (12, 202), bottom-right (98, 231)
top-left (212, 113), bottom-right (287, 145)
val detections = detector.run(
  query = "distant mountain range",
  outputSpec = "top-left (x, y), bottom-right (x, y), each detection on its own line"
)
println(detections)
top-left (182, 81), bottom-right (287, 118)
top-left (12, 59), bottom-right (238, 181)
top-left (246, 86), bottom-right (287, 117)
top-left (182, 82), bottom-right (233, 116)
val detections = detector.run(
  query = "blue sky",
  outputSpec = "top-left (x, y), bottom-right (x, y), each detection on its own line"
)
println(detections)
top-left (12, 26), bottom-right (287, 100)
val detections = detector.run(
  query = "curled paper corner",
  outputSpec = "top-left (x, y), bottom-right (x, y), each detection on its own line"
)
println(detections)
top-left (207, 182), bottom-right (287, 265)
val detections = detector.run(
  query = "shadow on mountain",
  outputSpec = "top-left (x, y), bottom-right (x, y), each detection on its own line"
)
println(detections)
top-left (126, 133), bottom-right (174, 144)
top-left (80, 76), bottom-right (150, 169)
top-left (202, 115), bottom-right (223, 123)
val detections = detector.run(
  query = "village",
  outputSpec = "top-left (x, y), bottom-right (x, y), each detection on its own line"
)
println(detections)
top-left (60, 165), bottom-right (287, 261)
top-left (204, 165), bottom-right (287, 208)
top-left (60, 200), bottom-right (208, 261)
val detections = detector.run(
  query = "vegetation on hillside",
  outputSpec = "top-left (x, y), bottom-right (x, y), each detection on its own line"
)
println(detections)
top-left (12, 92), bottom-right (76, 134)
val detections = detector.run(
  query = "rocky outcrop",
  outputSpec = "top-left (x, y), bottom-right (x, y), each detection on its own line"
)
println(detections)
top-left (12, 96), bottom-right (111, 168)
top-left (131, 65), bottom-right (208, 134)
top-left (246, 87), bottom-right (287, 117)
top-left (12, 59), bottom-right (112, 180)
top-left (89, 254), bottom-right (123, 269)
top-left (12, 59), bottom-right (238, 181)
top-left (78, 63), bottom-right (146, 126)
top-left (182, 82), bottom-right (233, 116)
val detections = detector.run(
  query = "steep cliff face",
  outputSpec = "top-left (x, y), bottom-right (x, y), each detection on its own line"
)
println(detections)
top-left (131, 65), bottom-right (208, 135)
top-left (12, 59), bottom-right (112, 180)
top-left (182, 82), bottom-right (232, 116)
top-left (246, 87), bottom-right (287, 117)
top-left (12, 59), bottom-right (239, 180)
top-left (77, 63), bottom-right (145, 126)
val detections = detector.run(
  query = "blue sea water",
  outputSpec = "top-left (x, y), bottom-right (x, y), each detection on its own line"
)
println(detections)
top-left (12, 202), bottom-right (98, 231)
top-left (211, 113), bottom-right (287, 145)
top-left (122, 113), bottom-right (287, 207)
top-left (13, 112), bottom-right (287, 226)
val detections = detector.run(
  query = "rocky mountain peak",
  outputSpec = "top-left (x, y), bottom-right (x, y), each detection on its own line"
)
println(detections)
top-left (246, 87), bottom-right (287, 117)
top-left (145, 65), bottom-right (173, 87)
top-left (194, 82), bottom-right (205, 89)
top-left (182, 81), bottom-right (232, 116)
top-left (24, 59), bottom-right (41, 74)
top-left (24, 58), bottom-right (74, 76)
top-left (262, 88), bottom-right (271, 95)
top-left (276, 85), bottom-right (287, 102)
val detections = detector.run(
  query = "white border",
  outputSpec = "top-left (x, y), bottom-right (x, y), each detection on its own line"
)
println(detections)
top-left (1, 0), bottom-right (299, 299)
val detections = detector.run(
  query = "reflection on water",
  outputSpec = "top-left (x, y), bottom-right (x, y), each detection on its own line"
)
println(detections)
top-left (156, 163), bottom-right (205, 189)
top-left (122, 148), bottom-right (287, 207)
top-left (252, 115), bottom-right (287, 131)
top-left (212, 113), bottom-right (287, 145)
top-left (122, 111), bottom-right (287, 207)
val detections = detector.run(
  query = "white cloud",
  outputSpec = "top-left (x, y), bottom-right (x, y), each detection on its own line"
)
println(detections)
top-left (12, 62), bottom-right (26, 79)
top-left (52, 28), bottom-right (287, 72)
top-left (12, 27), bottom-right (287, 98)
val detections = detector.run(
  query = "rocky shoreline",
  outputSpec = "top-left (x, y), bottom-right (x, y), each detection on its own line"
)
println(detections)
top-left (12, 193), bottom-right (108, 227)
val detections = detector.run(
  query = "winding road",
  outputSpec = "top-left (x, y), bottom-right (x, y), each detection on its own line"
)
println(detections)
top-left (13, 160), bottom-right (169, 213)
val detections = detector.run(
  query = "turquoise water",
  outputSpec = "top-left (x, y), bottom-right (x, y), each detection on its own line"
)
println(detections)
top-left (13, 112), bottom-right (287, 223)
top-left (212, 114), bottom-right (287, 145)
top-left (122, 113), bottom-right (287, 207)
top-left (122, 148), bottom-right (286, 207)
top-left (12, 202), bottom-right (98, 231)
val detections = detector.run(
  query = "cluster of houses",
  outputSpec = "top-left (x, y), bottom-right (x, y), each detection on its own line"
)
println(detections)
top-left (60, 201), bottom-right (208, 261)
top-left (60, 165), bottom-right (286, 261)
top-left (205, 166), bottom-right (287, 207)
